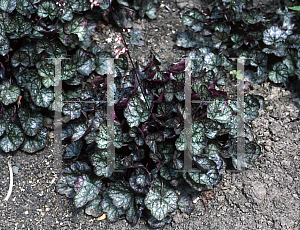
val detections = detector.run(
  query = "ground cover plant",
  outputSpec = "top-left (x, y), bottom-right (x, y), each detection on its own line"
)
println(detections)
top-left (0, 0), bottom-right (299, 228)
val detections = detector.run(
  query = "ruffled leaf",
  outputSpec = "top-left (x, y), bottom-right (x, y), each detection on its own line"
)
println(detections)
top-left (268, 62), bottom-right (289, 83)
top-left (18, 108), bottom-right (44, 136)
top-left (74, 175), bottom-right (100, 208)
top-left (145, 186), bottom-right (178, 221)
top-left (64, 139), bottom-right (83, 159)
top-left (263, 25), bottom-right (287, 45)
top-left (207, 100), bottom-right (233, 124)
top-left (20, 128), bottom-right (47, 153)
top-left (0, 80), bottom-right (20, 106)
top-left (0, 123), bottom-right (24, 152)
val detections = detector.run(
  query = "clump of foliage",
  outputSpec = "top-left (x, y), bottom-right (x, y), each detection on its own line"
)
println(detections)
top-left (176, 0), bottom-right (300, 88)
top-left (0, 0), bottom-right (158, 153)
top-left (0, 0), bottom-right (299, 228)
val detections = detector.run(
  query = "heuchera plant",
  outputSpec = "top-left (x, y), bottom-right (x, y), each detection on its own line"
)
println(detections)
top-left (176, 1), bottom-right (300, 87)
top-left (0, 0), bottom-right (299, 228)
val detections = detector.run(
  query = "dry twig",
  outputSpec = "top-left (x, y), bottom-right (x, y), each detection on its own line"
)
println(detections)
top-left (3, 157), bottom-right (13, 202)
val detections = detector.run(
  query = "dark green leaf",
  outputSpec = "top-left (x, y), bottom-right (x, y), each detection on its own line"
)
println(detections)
top-left (11, 50), bottom-right (30, 68)
top-left (140, 0), bottom-right (157, 19)
top-left (262, 42), bottom-right (287, 57)
top-left (36, 60), bottom-right (55, 88)
top-left (254, 66), bottom-right (268, 84)
top-left (204, 53), bottom-right (222, 73)
top-left (175, 122), bottom-right (206, 158)
top-left (157, 141), bottom-right (174, 163)
top-left (20, 127), bottom-right (47, 153)
top-left (289, 34), bottom-right (300, 48)
top-left (36, 39), bottom-right (66, 57)
top-left (176, 31), bottom-right (197, 48)
top-left (64, 74), bottom-right (84, 86)
top-left (250, 50), bottom-right (268, 67)
top-left (145, 186), bottom-right (178, 221)
top-left (65, 0), bottom-right (90, 12)
top-left (57, 162), bottom-right (91, 196)
top-left (61, 59), bottom-right (77, 80)
top-left (62, 123), bottom-right (76, 140)
top-left (202, 118), bottom-right (223, 139)
top-left (188, 168), bottom-right (219, 185)
top-left (84, 129), bottom-right (97, 144)
top-left (129, 168), bottom-right (150, 194)
top-left (204, 144), bottom-right (226, 173)
top-left (0, 123), bottom-right (24, 152)
top-left (78, 20), bottom-right (97, 50)
top-left (263, 25), bottom-right (287, 45)
top-left (160, 164), bottom-right (180, 181)
top-left (0, 0), bottom-right (17, 13)
top-left (147, 214), bottom-right (172, 228)
top-left (2, 106), bottom-right (17, 123)
top-left (95, 52), bottom-right (112, 75)
top-left (193, 155), bottom-right (215, 170)
top-left (72, 123), bottom-right (87, 141)
top-left (241, 9), bottom-right (263, 24)
top-left (74, 175), bottom-right (100, 208)
top-left (59, 5), bottom-right (73, 22)
top-left (56, 174), bottom-right (76, 198)
top-left (268, 62), bottom-right (289, 83)
top-left (207, 100), bottom-right (233, 124)
top-left (0, 80), bottom-right (20, 105)
top-left (145, 132), bottom-right (164, 152)
top-left (95, 121), bottom-right (123, 149)
top-left (62, 103), bottom-right (82, 120)
top-left (244, 94), bottom-right (260, 122)
top-left (58, 30), bottom-right (79, 49)
top-left (101, 189), bottom-right (125, 222)
top-left (85, 195), bottom-right (103, 217)
top-left (64, 139), bottom-right (83, 159)
top-left (124, 94), bottom-right (152, 128)
top-left (37, 0), bottom-right (57, 20)
top-left (108, 181), bottom-right (134, 210)
top-left (182, 172), bottom-right (205, 191)
top-left (232, 142), bottom-right (261, 169)
top-left (30, 84), bottom-right (54, 108)
top-left (126, 198), bottom-right (142, 224)
top-left (97, 0), bottom-right (112, 10)
top-left (182, 9), bottom-right (203, 32)
top-left (0, 118), bottom-right (5, 137)
top-left (73, 49), bottom-right (95, 76)
top-left (8, 14), bottom-right (32, 39)
top-left (0, 34), bottom-right (9, 56)
top-left (18, 108), bottom-right (43, 136)
top-left (231, 34), bottom-right (244, 49)
top-left (115, 54), bottom-right (128, 72)
top-left (163, 81), bottom-right (175, 102)
top-left (64, 15), bottom-right (88, 41)
top-left (212, 31), bottom-right (228, 48)
top-left (129, 127), bottom-right (144, 146)
top-left (91, 150), bottom-right (113, 177)
top-left (283, 49), bottom-right (298, 77)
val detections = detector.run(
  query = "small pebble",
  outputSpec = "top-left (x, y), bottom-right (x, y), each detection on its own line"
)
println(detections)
top-left (12, 166), bottom-right (19, 174)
